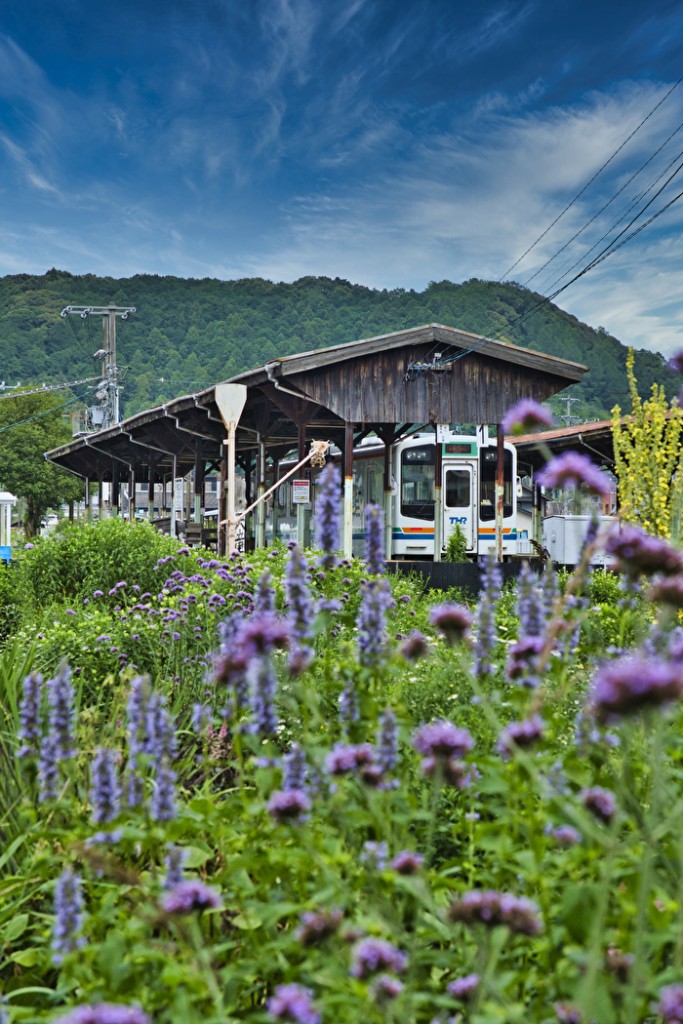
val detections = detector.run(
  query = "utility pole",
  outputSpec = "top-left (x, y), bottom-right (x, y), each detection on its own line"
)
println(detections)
top-left (552, 394), bottom-right (581, 428)
top-left (60, 305), bottom-right (135, 429)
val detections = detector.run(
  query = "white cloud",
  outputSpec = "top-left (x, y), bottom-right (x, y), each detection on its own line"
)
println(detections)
top-left (245, 80), bottom-right (683, 357)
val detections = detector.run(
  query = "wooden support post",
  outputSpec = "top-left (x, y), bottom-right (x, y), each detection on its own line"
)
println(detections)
top-left (532, 482), bottom-right (542, 547)
top-left (383, 434), bottom-right (393, 562)
top-left (147, 461), bottom-right (155, 520)
top-left (226, 424), bottom-right (237, 552)
top-left (170, 457), bottom-right (177, 538)
top-left (218, 447), bottom-right (227, 556)
top-left (495, 425), bottom-right (504, 562)
top-left (297, 423), bottom-right (307, 549)
top-left (128, 467), bottom-right (136, 522)
top-left (111, 466), bottom-right (120, 518)
top-left (193, 455), bottom-right (203, 524)
top-left (433, 425), bottom-right (443, 562)
top-left (343, 420), bottom-right (354, 558)
top-left (256, 435), bottom-right (266, 549)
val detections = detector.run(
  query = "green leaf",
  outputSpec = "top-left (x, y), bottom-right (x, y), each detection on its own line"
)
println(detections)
top-left (11, 948), bottom-right (43, 967)
top-left (4, 912), bottom-right (29, 941)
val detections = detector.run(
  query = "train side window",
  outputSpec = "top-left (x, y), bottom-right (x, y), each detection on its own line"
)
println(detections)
top-left (479, 447), bottom-right (513, 520)
top-left (401, 445), bottom-right (435, 521)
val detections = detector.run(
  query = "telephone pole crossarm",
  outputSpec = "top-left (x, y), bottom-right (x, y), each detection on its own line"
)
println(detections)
top-left (61, 305), bottom-right (136, 429)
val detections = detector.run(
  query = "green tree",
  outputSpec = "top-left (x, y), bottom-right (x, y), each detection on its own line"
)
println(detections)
top-left (0, 389), bottom-right (84, 535)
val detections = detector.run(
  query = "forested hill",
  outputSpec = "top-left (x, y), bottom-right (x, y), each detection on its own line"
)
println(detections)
top-left (0, 268), bottom-right (675, 420)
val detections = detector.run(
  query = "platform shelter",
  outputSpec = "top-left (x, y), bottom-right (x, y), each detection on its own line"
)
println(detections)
top-left (46, 323), bottom-right (587, 558)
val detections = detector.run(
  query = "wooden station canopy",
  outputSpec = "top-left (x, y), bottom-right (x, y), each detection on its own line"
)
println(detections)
top-left (46, 323), bottom-right (587, 485)
top-left (511, 418), bottom-right (615, 473)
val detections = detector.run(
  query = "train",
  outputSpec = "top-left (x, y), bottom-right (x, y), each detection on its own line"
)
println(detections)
top-left (271, 425), bottom-right (535, 561)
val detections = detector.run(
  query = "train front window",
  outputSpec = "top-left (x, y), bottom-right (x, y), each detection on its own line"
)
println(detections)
top-left (479, 447), bottom-right (513, 520)
top-left (401, 445), bottom-right (435, 521)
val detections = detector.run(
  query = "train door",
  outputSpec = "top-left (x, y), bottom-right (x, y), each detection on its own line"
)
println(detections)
top-left (442, 463), bottom-right (475, 552)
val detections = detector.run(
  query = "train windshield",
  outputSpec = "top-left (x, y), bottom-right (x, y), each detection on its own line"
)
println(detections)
top-left (401, 445), bottom-right (435, 521)
top-left (479, 447), bottom-right (513, 520)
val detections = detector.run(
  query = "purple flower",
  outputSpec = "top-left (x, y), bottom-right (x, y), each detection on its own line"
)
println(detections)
top-left (650, 574), bottom-right (683, 607)
top-left (497, 715), bottom-right (544, 757)
top-left (38, 731), bottom-right (60, 802)
top-left (296, 908), bottom-right (343, 946)
top-left (267, 788), bottom-right (311, 823)
top-left (413, 720), bottom-right (474, 758)
top-left (390, 850), bottom-right (424, 874)
top-left (372, 975), bottom-right (404, 999)
top-left (52, 867), bottom-right (85, 964)
top-left (548, 825), bottom-right (581, 848)
top-left (447, 973), bottom-right (480, 1001)
top-left (54, 1005), bottom-right (151, 1024)
top-left (163, 845), bottom-right (187, 889)
top-left (669, 351), bottom-right (683, 374)
top-left (536, 452), bottom-right (611, 497)
top-left (516, 561), bottom-right (543, 637)
top-left (237, 611), bottom-right (290, 662)
top-left (18, 671), bottom-right (43, 758)
top-left (501, 399), bottom-right (554, 436)
top-left (267, 984), bottom-right (320, 1024)
top-left (449, 890), bottom-right (542, 935)
top-left (581, 785), bottom-right (616, 824)
top-left (429, 603), bottom-right (473, 644)
top-left (150, 762), bottom-right (177, 822)
top-left (657, 984), bottom-right (683, 1023)
top-left (253, 569), bottom-right (276, 613)
top-left (90, 747), bottom-right (121, 825)
top-left (162, 879), bottom-right (221, 914)
top-left (282, 743), bottom-right (308, 791)
top-left (248, 656), bottom-right (280, 736)
top-left (314, 462), bottom-right (341, 570)
top-left (376, 708), bottom-right (398, 774)
top-left (400, 630), bottom-right (429, 661)
top-left (364, 503), bottom-right (385, 575)
top-left (554, 1005), bottom-right (582, 1024)
top-left (474, 553), bottom-right (501, 677)
top-left (361, 840), bottom-right (388, 869)
top-left (589, 655), bottom-right (683, 723)
top-left (46, 662), bottom-right (76, 761)
top-left (356, 579), bottom-right (394, 668)
top-left (284, 545), bottom-right (314, 661)
top-left (506, 634), bottom-right (545, 686)
top-left (351, 937), bottom-right (408, 979)
top-left (325, 743), bottom-right (375, 775)
top-left (606, 525), bottom-right (683, 577)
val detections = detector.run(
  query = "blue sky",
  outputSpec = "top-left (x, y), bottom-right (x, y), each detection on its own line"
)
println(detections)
top-left (1, 0), bottom-right (683, 355)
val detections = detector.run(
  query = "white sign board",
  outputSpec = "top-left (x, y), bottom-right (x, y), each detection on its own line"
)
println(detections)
top-left (292, 479), bottom-right (311, 504)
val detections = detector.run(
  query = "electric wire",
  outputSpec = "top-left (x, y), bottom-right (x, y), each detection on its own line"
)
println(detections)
top-left (537, 142), bottom-right (683, 296)
top-left (499, 76), bottom-right (683, 281)
top-left (522, 115), bottom-right (683, 289)
top-left (0, 377), bottom-right (101, 401)
top-left (0, 385), bottom-right (99, 434)
top-left (505, 170), bottom-right (683, 334)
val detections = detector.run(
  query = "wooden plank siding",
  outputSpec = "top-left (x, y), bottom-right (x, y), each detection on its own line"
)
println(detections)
top-left (286, 344), bottom-right (575, 424)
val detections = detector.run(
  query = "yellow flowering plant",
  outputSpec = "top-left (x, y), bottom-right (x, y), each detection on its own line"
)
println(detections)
top-left (612, 349), bottom-right (683, 538)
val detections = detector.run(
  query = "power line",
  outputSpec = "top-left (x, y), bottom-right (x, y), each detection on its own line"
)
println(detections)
top-left (0, 386), bottom-right (99, 435)
top-left (0, 377), bottom-right (101, 401)
top-left (522, 115), bottom-right (683, 290)
top-left (500, 76), bottom-right (683, 280)
top-left (506, 169), bottom-right (683, 334)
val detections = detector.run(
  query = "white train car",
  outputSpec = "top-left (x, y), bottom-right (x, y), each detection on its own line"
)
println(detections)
top-left (273, 426), bottom-right (527, 561)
